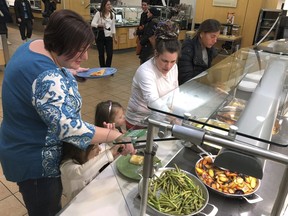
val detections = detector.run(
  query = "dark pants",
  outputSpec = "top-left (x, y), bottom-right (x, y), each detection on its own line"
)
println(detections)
top-left (18, 19), bottom-right (33, 40)
top-left (139, 44), bottom-right (154, 65)
top-left (17, 177), bottom-right (63, 216)
top-left (96, 36), bottom-right (113, 67)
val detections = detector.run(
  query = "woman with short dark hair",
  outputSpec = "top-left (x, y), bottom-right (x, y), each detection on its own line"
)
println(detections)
top-left (0, 9), bottom-right (134, 216)
top-left (178, 19), bottom-right (221, 85)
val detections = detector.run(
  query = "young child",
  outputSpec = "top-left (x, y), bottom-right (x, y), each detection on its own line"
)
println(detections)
top-left (95, 100), bottom-right (126, 133)
top-left (60, 101), bottom-right (127, 202)
top-left (94, 100), bottom-right (127, 172)
top-left (60, 140), bottom-right (123, 202)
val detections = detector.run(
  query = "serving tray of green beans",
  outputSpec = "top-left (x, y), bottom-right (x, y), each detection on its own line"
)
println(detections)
top-left (138, 165), bottom-right (218, 216)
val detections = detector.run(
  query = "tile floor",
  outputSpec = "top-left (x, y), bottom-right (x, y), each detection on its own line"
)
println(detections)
top-left (0, 25), bottom-right (139, 216)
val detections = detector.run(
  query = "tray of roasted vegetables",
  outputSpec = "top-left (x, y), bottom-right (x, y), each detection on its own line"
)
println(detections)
top-left (195, 156), bottom-right (263, 204)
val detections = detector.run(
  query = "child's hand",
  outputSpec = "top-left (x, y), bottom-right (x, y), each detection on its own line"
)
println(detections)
top-left (94, 144), bottom-right (102, 155)
top-left (120, 144), bottom-right (136, 156)
top-left (103, 122), bottom-right (116, 130)
top-left (110, 144), bottom-right (125, 158)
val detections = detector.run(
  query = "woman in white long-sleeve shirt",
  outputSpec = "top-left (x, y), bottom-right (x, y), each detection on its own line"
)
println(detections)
top-left (125, 20), bottom-right (181, 129)
top-left (91, 0), bottom-right (117, 67)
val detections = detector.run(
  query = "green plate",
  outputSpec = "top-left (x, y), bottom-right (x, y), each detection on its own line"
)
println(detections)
top-left (116, 155), bottom-right (161, 181)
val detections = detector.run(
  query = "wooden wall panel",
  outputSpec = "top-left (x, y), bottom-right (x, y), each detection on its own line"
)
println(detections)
top-left (201, 0), bottom-right (248, 27)
top-left (193, 0), bottom-right (280, 48)
top-left (59, 0), bottom-right (90, 21)
top-left (194, 0), bottom-right (205, 23)
top-left (241, 0), bottom-right (264, 47)
top-left (262, 0), bottom-right (278, 9)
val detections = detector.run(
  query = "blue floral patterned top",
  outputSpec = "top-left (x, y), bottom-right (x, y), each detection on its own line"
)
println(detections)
top-left (0, 41), bottom-right (95, 182)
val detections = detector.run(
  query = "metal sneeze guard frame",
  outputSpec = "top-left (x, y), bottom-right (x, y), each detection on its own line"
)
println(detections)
top-left (139, 118), bottom-right (288, 216)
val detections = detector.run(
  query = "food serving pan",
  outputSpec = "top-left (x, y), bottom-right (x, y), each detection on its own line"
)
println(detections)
top-left (195, 155), bottom-right (263, 204)
top-left (138, 167), bottom-right (218, 216)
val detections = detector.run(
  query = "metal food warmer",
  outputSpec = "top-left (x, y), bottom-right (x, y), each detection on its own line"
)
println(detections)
top-left (139, 44), bottom-right (288, 216)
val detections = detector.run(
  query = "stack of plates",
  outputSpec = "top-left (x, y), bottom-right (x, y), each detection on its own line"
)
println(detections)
top-left (238, 70), bottom-right (264, 92)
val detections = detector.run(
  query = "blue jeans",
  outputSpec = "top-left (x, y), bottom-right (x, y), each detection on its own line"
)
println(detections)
top-left (17, 177), bottom-right (62, 216)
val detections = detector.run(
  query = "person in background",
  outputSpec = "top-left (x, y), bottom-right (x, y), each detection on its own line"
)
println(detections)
top-left (178, 19), bottom-right (221, 85)
top-left (14, 0), bottom-right (34, 42)
top-left (126, 20), bottom-right (181, 129)
top-left (91, 0), bottom-right (117, 67)
top-left (0, 9), bottom-right (134, 216)
top-left (0, 0), bottom-right (13, 45)
top-left (95, 100), bottom-right (126, 134)
top-left (60, 140), bottom-right (123, 202)
top-left (135, 0), bottom-right (149, 55)
top-left (41, 0), bottom-right (57, 28)
top-left (139, 6), bottom-right (160, 64)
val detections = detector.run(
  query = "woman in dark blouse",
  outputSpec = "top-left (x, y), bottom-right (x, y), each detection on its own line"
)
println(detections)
top-left (178, 19), bottom-right (221, 85)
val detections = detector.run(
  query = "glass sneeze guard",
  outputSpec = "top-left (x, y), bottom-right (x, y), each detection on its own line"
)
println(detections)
top-left (148, 47), bottom-right (288, 147)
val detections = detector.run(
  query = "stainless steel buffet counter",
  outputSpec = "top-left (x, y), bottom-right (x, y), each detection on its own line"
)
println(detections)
top-left (59, 46), bottom-right (288, 215)
top-left (58, 141), bottom-right (288, 216)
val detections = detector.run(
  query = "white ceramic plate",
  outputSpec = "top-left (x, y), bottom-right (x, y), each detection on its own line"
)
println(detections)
top-left (238, 80), bottom-right (258, 92)
top-left (244, 70), bottom-right (264, 82)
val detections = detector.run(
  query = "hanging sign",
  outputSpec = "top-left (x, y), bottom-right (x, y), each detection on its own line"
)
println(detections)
top-left (213, 0), bottom-right (237, 8)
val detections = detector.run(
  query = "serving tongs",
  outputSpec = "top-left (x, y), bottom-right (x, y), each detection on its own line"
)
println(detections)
top-left (185, 142), bottom-right (216, 163)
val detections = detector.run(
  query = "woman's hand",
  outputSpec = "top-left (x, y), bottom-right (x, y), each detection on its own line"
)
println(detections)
top-left (113, 37), bottom-right (118, 44)
top-left (69, 67), bottom-right (89, 82)
top-left (138, 25), bottom-right (144, 31)
top-left (68, 67), bottom-right (89, 76)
